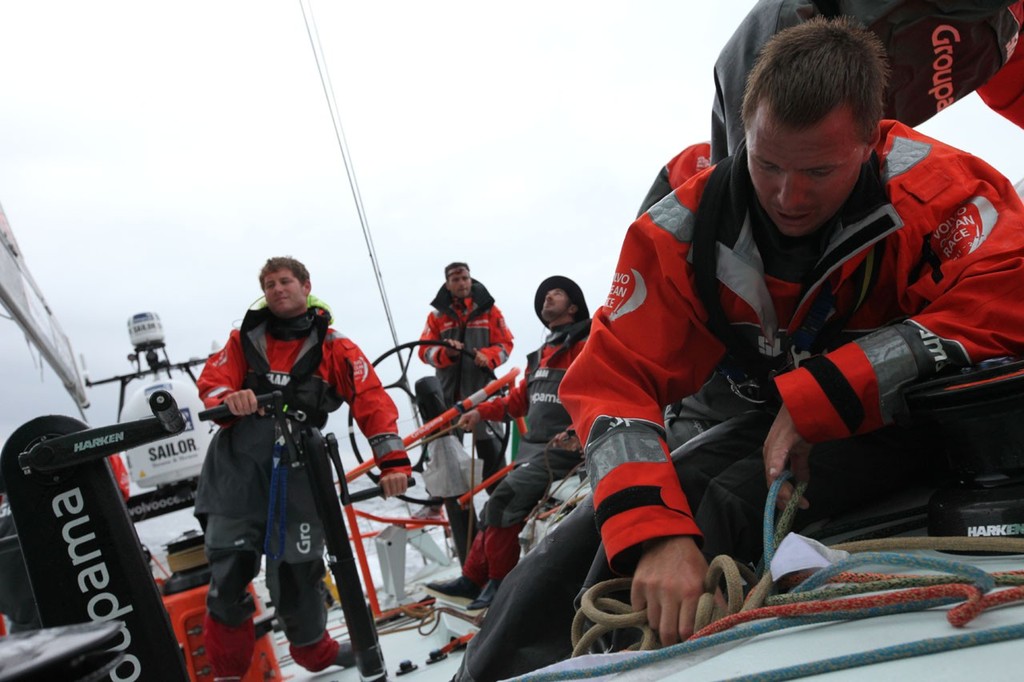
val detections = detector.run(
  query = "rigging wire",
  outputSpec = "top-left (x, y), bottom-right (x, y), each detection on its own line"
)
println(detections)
top-left (298, 0), bottom-right (401, 349)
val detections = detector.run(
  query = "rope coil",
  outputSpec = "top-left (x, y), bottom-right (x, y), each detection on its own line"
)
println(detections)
top-left (557, 470), bottom-right (1024, 682)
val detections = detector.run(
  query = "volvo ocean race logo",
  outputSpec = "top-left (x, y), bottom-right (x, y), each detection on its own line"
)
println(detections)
top-left (352, 356), bottom-right (369, 384)
top-left (930, 197), bottom-right (996, 261)
top-left (607, 269), bottom-right (647, 321)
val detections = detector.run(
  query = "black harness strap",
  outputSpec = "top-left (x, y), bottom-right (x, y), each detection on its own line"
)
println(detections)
top-left (240, 307), bottom-right (335, 425)
top-left (691, 152), bottom-right (890, 389)
top-left (812, 0), bottom-right (843, 19)
top-left (812, 239), bottom-right (886, 354)
top-left (692, 156), bottom-right (776, 378)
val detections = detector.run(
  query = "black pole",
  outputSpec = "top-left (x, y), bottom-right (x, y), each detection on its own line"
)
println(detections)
top-left (302, 429), bottom-right (388, 681)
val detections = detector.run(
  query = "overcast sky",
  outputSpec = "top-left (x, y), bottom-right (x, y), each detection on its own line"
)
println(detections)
top-left (2, 1), bottom-right (1023, 464)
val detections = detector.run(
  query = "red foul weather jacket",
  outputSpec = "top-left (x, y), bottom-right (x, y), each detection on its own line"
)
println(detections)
top-left (636, 142), bottom-right (712, 217)
top-left (561, 120), bottom-right (1024, 571)
top-left (977, 2), bottom-right (1024, 128)
top-left (197, 311), bottom-right (410, 523)
top-left (418, 281), bottom-right (514, 403)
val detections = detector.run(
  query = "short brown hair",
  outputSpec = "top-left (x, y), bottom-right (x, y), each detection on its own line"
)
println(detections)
top-left (259, 256), bottom-right (310, 288)
top-left (444, 262), bottom-right (470, 279)
top-left (741, 16), bottom-right (889, 143)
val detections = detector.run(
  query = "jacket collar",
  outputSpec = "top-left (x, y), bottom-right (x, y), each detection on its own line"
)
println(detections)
top-left (430, 280), bottom-right (496, 316)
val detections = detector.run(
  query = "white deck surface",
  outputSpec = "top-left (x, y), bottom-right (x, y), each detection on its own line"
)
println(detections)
top-left (519, 551), bottom-right (1024, 682)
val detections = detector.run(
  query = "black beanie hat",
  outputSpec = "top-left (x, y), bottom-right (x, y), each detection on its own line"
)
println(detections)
top-left (534, 275), bottom-right (589, 325)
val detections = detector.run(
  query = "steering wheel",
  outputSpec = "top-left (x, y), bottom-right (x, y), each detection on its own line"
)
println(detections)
top-left (345, 340), bottom-right (511, 506)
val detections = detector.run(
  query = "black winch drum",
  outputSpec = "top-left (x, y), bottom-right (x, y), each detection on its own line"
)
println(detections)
top-left (161, 530), bottom-right (211, 596)
top-left (903, 357), bottom-right (1024, 478)
top-left (903, 357), bottom-right (1024, 538)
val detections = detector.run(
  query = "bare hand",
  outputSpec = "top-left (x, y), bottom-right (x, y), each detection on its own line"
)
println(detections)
top-left (763, 405), bottom-right (811, 510)
top-left (551, 429), bottom-right (581, 452)
top-left (379, 472), bottom-right (409, 498)
top-left (631, 536), bottom-right (708, 645)
top-left (443, 338), bottom-right (464, 359)
top-left (223, 389), bottom-right (260, 416)
top-left (457, 409), bottom-right (482, 432)
top-left (473, 349), bottom-right (490, 368)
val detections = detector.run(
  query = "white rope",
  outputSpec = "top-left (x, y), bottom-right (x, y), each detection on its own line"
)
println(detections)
top-left (298, 0), bottom-right (401, 349)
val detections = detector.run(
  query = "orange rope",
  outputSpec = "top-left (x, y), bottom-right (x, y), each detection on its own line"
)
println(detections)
top-left (693, 583), bottom-right (985, 639)
top-left (352, 509), bottom-right (448, 529)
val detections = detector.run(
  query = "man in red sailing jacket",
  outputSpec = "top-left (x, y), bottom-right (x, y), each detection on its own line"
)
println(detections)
top-left (561, 17), bottom-right (1024, 648)
top-left (419, 262), bottom-right (514, 483)
top-left (425, 276), bottom-right (590, 611)
top-left (195, 257), bottom-right (410, 680)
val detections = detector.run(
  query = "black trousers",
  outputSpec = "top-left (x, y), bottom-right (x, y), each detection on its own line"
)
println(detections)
top-left (483, 444), bottom-right (582, 528)
top-left (205, 514), bottom-right (328, 646)
top-left (454, 412), bottom-right (946, 681)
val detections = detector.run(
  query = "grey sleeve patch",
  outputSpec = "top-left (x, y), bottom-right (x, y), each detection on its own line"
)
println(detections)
top-left (369, 434), bottom-right (404, 458)
top-left (584, 416), bottom-right (667, 491)
top-left (881, 137), bottom-right (931, 182)
top-left (854, 325), bottom-right (926, 423)
top-left (648, 192), bottom-right (696, 244)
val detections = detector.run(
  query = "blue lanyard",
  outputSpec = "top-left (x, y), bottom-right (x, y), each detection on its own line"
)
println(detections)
top-left (263, 429), bottom-right (289, 561)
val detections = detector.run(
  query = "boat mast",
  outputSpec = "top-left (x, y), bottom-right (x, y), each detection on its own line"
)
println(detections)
top-left (298, 0), bottom-right (401, 350)
top-left (0, 202), bottom-right (88, 416)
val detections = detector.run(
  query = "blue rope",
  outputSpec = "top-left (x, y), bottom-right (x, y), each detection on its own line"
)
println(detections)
top-left (511, 463), bottom-right (1023, 681)
top-left (792, 551), bottom-right (996, 595)
top-left (509, 595), bottom-right (972, 682)
top-left (729, 622), bottom-right (1024, 682)
top-left (761, 470), bottom-right (792, 569)
top-left (263, 438), bottom-right (288, 561)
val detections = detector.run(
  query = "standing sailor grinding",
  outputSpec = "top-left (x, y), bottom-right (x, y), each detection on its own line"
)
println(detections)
top-left (419, 262), bottom-right (515, 486)
top-left (195, 257), bottom-right (410, 680)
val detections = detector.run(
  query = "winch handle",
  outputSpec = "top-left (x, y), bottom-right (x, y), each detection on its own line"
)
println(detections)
top-left (198, 391), bottom-right (282, 422)
top-left (348, 477), bottom-right (416, 504)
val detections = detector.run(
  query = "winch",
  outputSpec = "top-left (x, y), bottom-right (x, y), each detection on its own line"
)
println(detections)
top-left (903, 357), bottom-right (1024, 538)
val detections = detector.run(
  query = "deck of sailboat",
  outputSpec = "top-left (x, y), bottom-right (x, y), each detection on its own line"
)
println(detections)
top-left (279, 602), bottom-right (473, 681)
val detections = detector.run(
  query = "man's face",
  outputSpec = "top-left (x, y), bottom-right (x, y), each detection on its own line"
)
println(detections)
top-left (746, 104), bottom-right (877, 237)
top-left (445, 268), bottom-right (473, 298)
top-left (540, 288), bottom-right (576, 326)
top-left (263, 268), bottom-right (311, 318)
